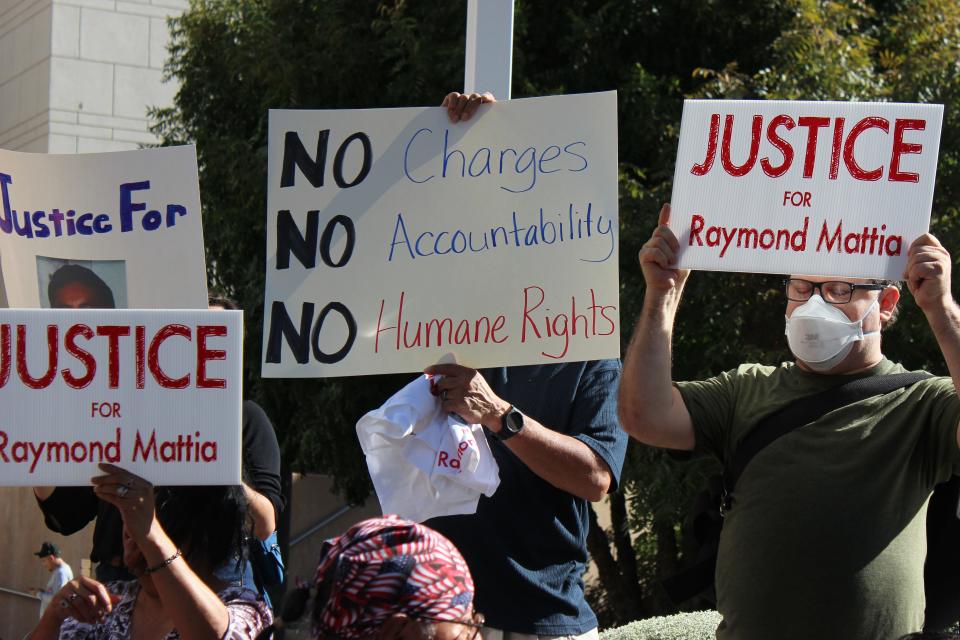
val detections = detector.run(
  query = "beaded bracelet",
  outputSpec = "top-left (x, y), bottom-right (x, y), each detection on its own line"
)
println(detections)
top-left (145, 548), bottom-right (182, 573)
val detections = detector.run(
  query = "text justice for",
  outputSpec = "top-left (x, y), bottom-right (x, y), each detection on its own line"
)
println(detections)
top-left (0, 322), bottom-right (229, 390)
top-left (690, 113), bottom-right (927, 181)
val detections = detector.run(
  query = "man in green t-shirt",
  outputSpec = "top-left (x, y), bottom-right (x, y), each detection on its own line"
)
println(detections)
top-left (620, 203), bottom-right (960, 640)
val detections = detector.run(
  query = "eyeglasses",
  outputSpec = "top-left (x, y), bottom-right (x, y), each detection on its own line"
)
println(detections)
top-left (783, 279), bottom-right (886, 305)
top-left (413, 612), bottom-right (485, 640)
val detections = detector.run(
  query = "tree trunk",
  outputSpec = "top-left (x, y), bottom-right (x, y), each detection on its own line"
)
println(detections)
top-left (586, 502), bottom-right (636, 625)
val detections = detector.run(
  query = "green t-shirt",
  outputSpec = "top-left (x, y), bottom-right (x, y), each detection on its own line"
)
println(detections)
top-left (677, 359), bottom-right (960, 640)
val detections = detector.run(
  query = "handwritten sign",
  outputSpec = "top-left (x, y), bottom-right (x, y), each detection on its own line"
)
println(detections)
top-left (0, 146), bottom-right (208, 309)
top-left (671, 100), bottom-right (943, 279)
top-left (262, 92), bottom-right (619, 378)
top-left (0, 309), bottom-right (241, 486)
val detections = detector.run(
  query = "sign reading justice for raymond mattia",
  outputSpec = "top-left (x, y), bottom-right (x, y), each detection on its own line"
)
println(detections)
top-left (0, 309), bottom-right (242, 486)
top-left (671, 100), bottom-right (943, 279)
top-left (262, 92), bottom-right (619, 378)
top-left (0, 146), bottom-right (207, 309)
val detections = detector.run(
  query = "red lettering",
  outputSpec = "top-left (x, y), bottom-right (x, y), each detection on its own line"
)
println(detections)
top-left (17, 325), bottom-right (58, 389)
top-left (797, 116), bottom-right (831, 178)
top-left (691, 113), bottom-right (720, 176)
top-left (760, 115), bottom-right (795, 177)
top-left (96, 326), bottom-right (131, 389)
top-left (437, 450), bottom-right (449, 467)
top-left (889, 118), bottom-right (925, 183)
top-left (829, 117), bottom-right (845, 179)
top-left (62, 324), bottom-right (96, 389)
top-left (720, 114), bottom-right (763, 177)
top-left (521, 286), bottom-right (546, 342)
top-left (844, 117), bottom-right (889, 181)
top-left (689, 214), bottom-right (704, 245)
top-left (148, 324), bottom-right (191, 389)
top-left (196, 325), bottom-right (227, 389)
top-left (136, 325), bottom-right (145, 389)
top-left (0, 325), bottom-right (9, 388)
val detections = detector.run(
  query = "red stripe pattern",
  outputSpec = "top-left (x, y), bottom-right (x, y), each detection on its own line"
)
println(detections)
top-left (312, 516), bottom-right (475, 639)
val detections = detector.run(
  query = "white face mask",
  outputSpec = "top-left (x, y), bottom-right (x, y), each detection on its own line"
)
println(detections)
top-left (784, 294), bottom-right (879, 372)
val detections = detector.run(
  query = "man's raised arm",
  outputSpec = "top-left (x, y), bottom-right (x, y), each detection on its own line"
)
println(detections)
top-left (619, 203), bottom-right (696, 451)
top-left (903, 233), bottom-right (960, 449)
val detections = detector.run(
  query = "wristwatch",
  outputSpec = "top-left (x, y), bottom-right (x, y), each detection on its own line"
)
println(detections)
top-left (497, 405), bottom-right (525, 441)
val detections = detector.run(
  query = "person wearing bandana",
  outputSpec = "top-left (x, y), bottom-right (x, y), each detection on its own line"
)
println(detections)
top-left (619, 203), bottom-right (960, 640)
top-left (259, 516), bottom-right (482, 640)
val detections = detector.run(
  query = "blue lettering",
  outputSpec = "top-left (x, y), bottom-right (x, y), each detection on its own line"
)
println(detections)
top-left (501, 147), bottom-right (537, 193)
top-left (119, 181), bottom-right (150, 232)
top-left (468, 148), bottom-right (492, 177)
top-left (564, 141), bottom-right (588, 171)
top-left (0, 173), bottom-right (13, 233)
top-left (538, 145), bottom-right (562, 173)
top-left (388, 213), bottom-right (415, 261)
top-left (32, 210), bottom-right (49, 237)
top-left (93, 214), bottom-right (111, 233)
top-left (165, 204), bottom-right (187, 227)
top-left (403, 128), bottom-right (434, 184)
top-left (442, 129), bottom-right (466, 178)
top-left (415, 231), bottom-right (435, 257)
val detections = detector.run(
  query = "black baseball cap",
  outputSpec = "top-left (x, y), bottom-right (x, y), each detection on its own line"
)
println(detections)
top-left (34, 542), bottom-right (60, 558)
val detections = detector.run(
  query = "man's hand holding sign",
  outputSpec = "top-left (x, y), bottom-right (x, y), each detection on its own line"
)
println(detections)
top-left (620, 100), bottom-right (960, 640)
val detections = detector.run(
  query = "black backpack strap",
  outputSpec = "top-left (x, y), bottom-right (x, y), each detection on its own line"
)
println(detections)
top-left (724, 371), bottom-right (933, 497)
top-left (662, 369), bottom-right (931, 605)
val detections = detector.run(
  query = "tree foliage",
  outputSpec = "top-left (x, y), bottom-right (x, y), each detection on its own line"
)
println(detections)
top-left (155, 0), bottom-right (960, 625)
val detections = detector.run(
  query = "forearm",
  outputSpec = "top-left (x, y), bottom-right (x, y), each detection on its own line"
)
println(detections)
top-left (140, 528), bottom-right (229, 640)
top-left (925, 298), bottom-right (960, 392)
top-left (619, 290), bottom-right (693, 449)
top-left (243, 483), bottom-right (276, 540)
top-left (33, 486), bottom-right (55, 501)
top-left (502, 418), bottom-right (612, 502)
top-left (30, 613), bottom-right (63, 640)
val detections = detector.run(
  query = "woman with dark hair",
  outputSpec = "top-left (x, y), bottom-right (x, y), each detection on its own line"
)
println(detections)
top-left (30, 464), bottom-right (272, 639)
top-left (260, 516), bottom-right (481, 640)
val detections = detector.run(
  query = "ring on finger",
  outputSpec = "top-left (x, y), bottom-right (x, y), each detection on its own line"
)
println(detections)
top-left (117, 485), bottom-right (129, 497)
top-left (68, 593), bottom-right (79, 602)
top-left (441, 390), bottom-right (448, 401)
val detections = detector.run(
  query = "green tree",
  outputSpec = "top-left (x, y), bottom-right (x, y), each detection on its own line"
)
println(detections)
top-left (155, 0), bottom-right (960, 626)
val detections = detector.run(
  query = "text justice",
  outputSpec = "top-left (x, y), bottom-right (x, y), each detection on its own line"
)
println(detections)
top-left (690, 113), bottom-right (927, 181)
top-left (0, 322), bottom-right (229, 390)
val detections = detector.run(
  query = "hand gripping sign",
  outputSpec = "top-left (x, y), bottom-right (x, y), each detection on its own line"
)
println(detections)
top-left (0, 309), bottom-right (242, 486)
top-left (670, 100), bottom-right (943, 279)
top-left (261, 92), bottom-right (620, 378)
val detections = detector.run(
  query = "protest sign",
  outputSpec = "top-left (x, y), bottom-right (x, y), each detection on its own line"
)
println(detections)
top-left (0, 146), bottom-right (208, 309)
top-left (262, 92), bottom-right (619, 378)
top-left (0, 309), bottom-right (241, 486)
top-left (670, 100), bottom-right (943, 279)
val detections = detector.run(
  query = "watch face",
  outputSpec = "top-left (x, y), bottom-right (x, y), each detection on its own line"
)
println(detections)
top-left (505, 409), bottom-right (524, 432)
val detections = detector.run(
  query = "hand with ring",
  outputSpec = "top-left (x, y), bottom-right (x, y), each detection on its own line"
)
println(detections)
top-left (92, 464), bottom-right (156, 542)
top-left (45, 576), bottom-right (119, 625)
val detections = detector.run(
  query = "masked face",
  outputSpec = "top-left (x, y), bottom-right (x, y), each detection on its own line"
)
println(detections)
top-left (784, 294), bottom-right (879, 372)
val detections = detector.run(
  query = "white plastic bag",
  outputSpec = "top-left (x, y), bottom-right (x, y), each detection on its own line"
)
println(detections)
top-left (356, 375), bottom-right (500, 522)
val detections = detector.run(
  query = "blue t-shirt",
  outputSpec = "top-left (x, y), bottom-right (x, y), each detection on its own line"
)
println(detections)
top-left (428, 360), bottom-right (627, 635)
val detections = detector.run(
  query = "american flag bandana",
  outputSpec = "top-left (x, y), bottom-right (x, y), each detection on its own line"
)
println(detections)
top-left (312, 516), bottom-right (475, 639)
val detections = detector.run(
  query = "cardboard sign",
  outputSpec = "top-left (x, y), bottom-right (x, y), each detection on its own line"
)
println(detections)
top-left (0, 309), bottom-right (242, 486)
top-left (0, 146), bottom-right (208, 309)
top-left (262, 92), bottom-right (620, 378)
top-left (670, 100), bottom-right (943, 279)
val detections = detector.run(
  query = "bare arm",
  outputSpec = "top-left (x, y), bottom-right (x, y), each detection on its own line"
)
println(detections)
top-left (619, 204), bottom-right (696, 451)
top-left (426, 364), bottom-right (613, 502)
top-left (903, 234), bottom-right (960, 450)
top-left (243, 482), bottom-right (276, 540)
top-left (93, 465), bottom-right (231, 640)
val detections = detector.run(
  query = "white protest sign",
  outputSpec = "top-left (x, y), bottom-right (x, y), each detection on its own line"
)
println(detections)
top-left (0, 146), bottom-right (208, 309)
top-left (670, 100), bottom-right (943, 279)
top-left (262, 92), bottom-right (619, 378)
top-left (0, 309), bottom-right (241, 486)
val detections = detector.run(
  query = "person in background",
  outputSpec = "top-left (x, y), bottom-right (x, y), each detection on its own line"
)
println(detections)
top-left (30, 542), bottom-right (74, 619)
top-left (422, 92), bottom-right (628, 640)
top-left (257, 516), bottom-right (481, 640)
top-left (31, 464), bottom-right (271, 639)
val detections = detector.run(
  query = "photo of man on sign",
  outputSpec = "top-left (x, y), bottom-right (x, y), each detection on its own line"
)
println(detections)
top-left (36, 257), bottom-right (127, 309)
